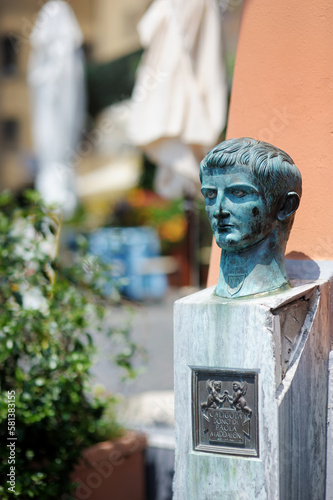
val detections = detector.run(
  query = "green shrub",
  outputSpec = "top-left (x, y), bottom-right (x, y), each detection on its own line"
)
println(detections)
top-left (0, 190), bottom-right (140, 499)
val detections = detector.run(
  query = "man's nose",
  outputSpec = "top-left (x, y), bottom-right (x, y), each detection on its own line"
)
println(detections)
top-left (213, 203), bottom-right (230, 219)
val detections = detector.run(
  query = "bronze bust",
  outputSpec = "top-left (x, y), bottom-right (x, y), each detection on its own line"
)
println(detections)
top-left (200, 137), bottom-right (302, 298)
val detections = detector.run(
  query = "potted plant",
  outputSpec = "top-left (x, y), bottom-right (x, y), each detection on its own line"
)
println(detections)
top-left (0, 190), bottom-right (145, 500)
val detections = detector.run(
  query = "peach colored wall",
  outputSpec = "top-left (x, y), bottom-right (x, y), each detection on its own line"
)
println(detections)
top-left (207, 0), bottom-right (333, 287)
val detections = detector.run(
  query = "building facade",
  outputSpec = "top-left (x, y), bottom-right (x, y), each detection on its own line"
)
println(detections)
top-left (0, 0), bottom-right (149, 191)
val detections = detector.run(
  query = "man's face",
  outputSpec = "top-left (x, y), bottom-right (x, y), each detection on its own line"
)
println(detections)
top-left (201, 165), bottom-right (276, 252)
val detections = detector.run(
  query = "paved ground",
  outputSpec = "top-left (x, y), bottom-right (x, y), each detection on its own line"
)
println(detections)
top-left (91, 287), bottom-right (197, 412)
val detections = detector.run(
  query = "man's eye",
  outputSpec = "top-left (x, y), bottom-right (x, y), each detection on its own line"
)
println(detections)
top-left (206, 190), bottom-right (216, 199)
top-left (232, 189), bottom-right (246, 197)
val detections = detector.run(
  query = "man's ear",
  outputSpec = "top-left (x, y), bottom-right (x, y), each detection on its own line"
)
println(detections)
top-left (276, 192), bottom-right (300, 222)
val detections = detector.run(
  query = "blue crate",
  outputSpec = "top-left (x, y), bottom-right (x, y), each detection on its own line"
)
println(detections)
top-left (89, 227), bottom-right (168, 301)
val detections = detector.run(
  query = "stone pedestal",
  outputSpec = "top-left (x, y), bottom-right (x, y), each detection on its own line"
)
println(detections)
top-left (173, 280), bottom-right (331, 500)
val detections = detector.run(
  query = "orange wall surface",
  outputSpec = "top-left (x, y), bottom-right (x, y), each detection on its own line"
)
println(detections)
top-left (208, 0), bottom-right (333, 286)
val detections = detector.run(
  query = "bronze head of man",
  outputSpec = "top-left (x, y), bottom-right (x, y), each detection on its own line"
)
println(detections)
top-left (200, 137), bottom-right (302, 298)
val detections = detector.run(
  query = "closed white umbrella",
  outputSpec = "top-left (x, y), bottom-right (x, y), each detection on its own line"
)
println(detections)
top-left (129, 0), bottom-right (228, 199)
top-left (27, 0), bottom-right (86, 217)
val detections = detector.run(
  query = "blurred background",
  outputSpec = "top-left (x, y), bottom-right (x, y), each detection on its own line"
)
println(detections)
top-left (0, 1), bottom-right (242, 498)
top-left (0, 0), bottom-right (241, 285)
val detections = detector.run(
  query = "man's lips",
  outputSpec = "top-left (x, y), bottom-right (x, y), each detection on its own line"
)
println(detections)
top-left (216, 223), bottom-right (234, 229)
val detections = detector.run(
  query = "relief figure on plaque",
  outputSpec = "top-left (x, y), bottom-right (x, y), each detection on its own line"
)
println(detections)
top-left (200, 138), bottom-right (302, 298)
top-left (232, 381), bottom-right (252, 416)
top-left (201, 380), bottom-right (224, 410)
top-left (201, 380), bottom-right (234, 419)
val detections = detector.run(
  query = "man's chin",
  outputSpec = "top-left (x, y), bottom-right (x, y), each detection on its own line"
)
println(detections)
top-left (216, 237), bottom-right (240, 250)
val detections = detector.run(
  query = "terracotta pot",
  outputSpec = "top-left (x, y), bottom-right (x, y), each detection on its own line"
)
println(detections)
top-left (70, 431), bottom-right (147, 500)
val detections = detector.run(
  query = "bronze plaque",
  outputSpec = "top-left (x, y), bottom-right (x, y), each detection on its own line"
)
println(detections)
top-left (192, 368), bottom-right (259, 457)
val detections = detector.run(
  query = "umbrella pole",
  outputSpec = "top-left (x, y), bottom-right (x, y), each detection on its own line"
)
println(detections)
top-left (184, 195), bottom-right (200, 288)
